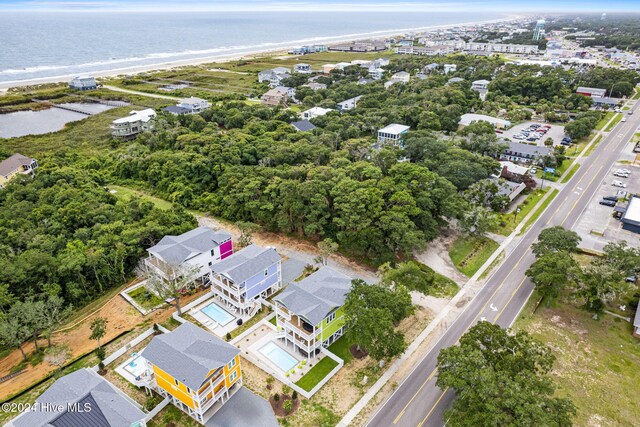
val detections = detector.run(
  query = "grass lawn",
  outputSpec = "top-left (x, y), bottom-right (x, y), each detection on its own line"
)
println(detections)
top-left (449, 235), bottom-right (500, 277)
top-left (631, 132), bottom-right (640, 143)
top-left (602, 113), bottom-right (623, 132)
top-left (520, 188), bottom-right (559, 234)
top-left (595, 111), bottom-right (615, 131)
top-left (515, 298), bottom-right (640, 427)
top-left (295, 356), bottom-right (339, 392)
top-left (495, 189), bottom-right (548, 236)
top-left (583, 134), bottom-right (604, 157)
top-left (560, 163), bottom-right (580, 184)
top-left (269, 316), bottom-right (277, 326)
top-left (432, 272), bottom-right (460, 298)
top-left (127, 286), bottom-right (165, 310)
top-left (327, 336), bottom-right (352, 363)
top-left (107, 184), bottom-right (174, 210)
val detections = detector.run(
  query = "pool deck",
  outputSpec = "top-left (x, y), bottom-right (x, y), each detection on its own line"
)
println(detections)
top-left (115, 353), bottom-right (153, 388)
top-left (189, 296), bottom-right (254, 338)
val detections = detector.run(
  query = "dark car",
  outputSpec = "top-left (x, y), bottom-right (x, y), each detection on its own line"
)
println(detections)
top-left (603, 195), bottom-right (618, 202)
top-left (561, 141), bottom-right (571, 146)
top-left (600, 199), bottom-right (617, 207)
top-left (625, 275), bottom-right (637, 283)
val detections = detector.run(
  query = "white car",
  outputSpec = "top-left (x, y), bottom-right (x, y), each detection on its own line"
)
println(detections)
top-left (514, 134), bottom-right (525, 139)
top-left (612, 180), bottom-right (627, 188)
top-left (622, 118), bottom-right (627, 122)
top-left (614, 171), bottom-right (630, 178)
top-left (618, 169), bottom-right (631, 174)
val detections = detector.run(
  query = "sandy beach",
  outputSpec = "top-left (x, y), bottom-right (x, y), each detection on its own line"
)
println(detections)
top-left (0, 16), bottom-right (519, 91)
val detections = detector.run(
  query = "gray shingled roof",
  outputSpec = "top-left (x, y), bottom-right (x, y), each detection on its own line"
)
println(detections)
top-left (205, 387), bottom-right (279, 427)
top-left (506, 141), bottom-right (552, 157)
top-left (634, 302), bottom-right (640, 329)
top-left (142, 322), bottom-right (240, 391)
top-left (162, 105), bottom-right (190, 115)
top-left (0, 153), bottom-right (34, 176)
top-left (211, 244), bottom-right (281, 284)
top-left (12, 369), bottom-right (145, 427)
top-left (275, 266), bottom-right (352, 326)
top-left (291, 120), bottom-right (316, 132)
top-left (147, 226), bottom-right (231, 265)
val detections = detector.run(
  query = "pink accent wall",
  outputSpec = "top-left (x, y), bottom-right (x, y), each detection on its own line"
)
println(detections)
top-left (219, 241), bottom-right (233, 259)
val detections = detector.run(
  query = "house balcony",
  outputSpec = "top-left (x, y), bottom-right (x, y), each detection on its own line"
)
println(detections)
top-left (196, 375), bottom-right (227, 413)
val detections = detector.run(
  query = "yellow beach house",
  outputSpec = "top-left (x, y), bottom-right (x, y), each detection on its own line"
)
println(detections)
top-left (0, 153), bottom-right (38, 189)
top-left (142, 322), bottom-right (242, 424)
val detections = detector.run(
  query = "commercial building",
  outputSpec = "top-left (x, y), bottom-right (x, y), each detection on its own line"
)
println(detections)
top-left (464, 42), bottom-right (539, 54)
top-left (111, 109), bottom-right (157, 139)
top-left (500, 141), bottom-right (552, 163)
top-left (621, 196), bottom-right (640, 233)
top-left (0, 153), bottom-right (38, 189)
top-left (459, 113), bottom-right (511, 129)
top-left (576, 87), bottom-right (607, 97)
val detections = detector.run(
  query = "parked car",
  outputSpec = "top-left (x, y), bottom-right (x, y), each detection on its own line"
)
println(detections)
top-left (622, 117), bottom-right (627, 122)
top-left (527, 137), bottom-right (537, 141)
top-left (600, 199), bottom-right (617, 207)
top-left (561, 141), bottom-right (571, 146)
top-left (612, 180), bottom-right (627, 188)
top-left (495, 129), bottom-right (504, 134)
top-left (614, 171), bottom-right (630, 178)
top-left (530, 167), bottom-right (538, 174)
top-left (603, 195), bottom-right (619, 202)
top-left (625, 275), bottom-right (637, 283)
top-left (618, 168), bottom-right (631, 174)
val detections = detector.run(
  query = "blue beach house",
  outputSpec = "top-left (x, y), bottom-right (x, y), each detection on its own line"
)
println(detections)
top-left (210, 244), bottom-right (282, 315)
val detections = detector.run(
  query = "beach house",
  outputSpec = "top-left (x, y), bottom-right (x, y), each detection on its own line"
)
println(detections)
top-left (163, 97), bottom-right (210, 115)
top-left (142, 322), bottom-right (243, 424)
top-left (274, 267), bottom-right (353, 358)
top-left (0, 154), bottom-right (38, 189)
top-left (9, 369), bottom-right (146, 427)
top-left (209, 244), bottom-right (282, 315)
top-left (368, 66), bottom-right (385, 80)
top-left (258, 67), bottom-right (291, 87)
top-left (301, 106), bottom-right (333, 120)
top-left (145, 226), bottom-right (233, 284)
top-left (111, 109), bottom-right (156, 139)
top-left (444, 64), bottom-right (457, 74)
top-left (337, 95), bottom-right (362, 112)
top-left (69, 75), bottom-right (97, 90)
top-left (294, 63), bottom-right (312, 74)
top-left (261, 86), bottom-right (295, 107)
top-left (377, 123), bottom-right (410, 146)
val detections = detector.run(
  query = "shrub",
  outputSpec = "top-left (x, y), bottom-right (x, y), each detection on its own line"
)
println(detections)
top-left (283, 399), bottom-right (293, 414)
top-left (96, 347), bottom-right (106, 361)
top-left (225, 332), bottom-right (232, 341)
top-left (274, 393), bottom-right (280, 402)
top-left (292, 390), bottom-right (298, 400)
top-left (282, 384), bottom-right (291, 395)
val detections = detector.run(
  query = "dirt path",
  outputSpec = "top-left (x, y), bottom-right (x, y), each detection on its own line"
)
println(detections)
top-left (414, 232), bottom-right (468, 286)
top-left (102, 85), bottom-right (180, 100)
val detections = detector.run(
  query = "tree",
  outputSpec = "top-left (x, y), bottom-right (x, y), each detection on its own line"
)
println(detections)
top-left (40, 295), bottom-right (71, 347)
top-left (15, 299), bottom-right (45, 352)
top-left (138, 260), bottom-right (200, 315)
top-left (90, 317), bottom-right (108, 349)
top-left (0, 314), bottom-right (30, 361)
top-left (44, 344), bottom-right (71, 369)
top-left (531, 226), bottom-right (581, 257)
top-left (380, 260), bottom-right (436, 295)
top-left (601, 241), bottom-right (640, 277)
top-left (437, 322), bottom-right (575, 427)
top-left (459, 205), bottom-right (499, 237)
top-left (283, 399), bottom-right (293, 414)
top-left (315, 238), bottom-right (339, 266)
top-left (577, 259), bottom-right (632, 313)
top-left (235, 221), bottom-right (262, 248)
top-left (0, 283), bottom-right (14, 314)
top-left (526, 252), bottom-right (578, 305)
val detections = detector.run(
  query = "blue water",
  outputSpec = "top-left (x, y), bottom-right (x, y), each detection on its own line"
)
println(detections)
top-left (0, 11), bottom-right (507, 83)
top-left (201, 302), bottom-right (235, 326)
top-left (259, 341), bottom-right (299, 372)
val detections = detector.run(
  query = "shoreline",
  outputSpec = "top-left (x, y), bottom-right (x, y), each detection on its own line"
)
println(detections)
top-left (0, 15), bottom-right (521, 91)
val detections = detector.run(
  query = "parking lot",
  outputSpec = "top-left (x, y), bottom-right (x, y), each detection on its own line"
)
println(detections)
top-left (501, 122), bottom-right (567, 147)
top-left (573, 140), bottom-right (640, 251)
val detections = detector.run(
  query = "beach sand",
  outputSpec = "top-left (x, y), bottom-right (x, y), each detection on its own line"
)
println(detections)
top-left (0, 16), bottom-right (519, 91)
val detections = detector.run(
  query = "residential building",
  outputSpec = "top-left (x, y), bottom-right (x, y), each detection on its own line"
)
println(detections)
top-left (415, 73), bottom-right (428, 80)
top-left (261, 86), bottom-right (294, 107)
top-left (10, 369), bottom-right (146, 427)
top-left (494, 178), bottom-right (527, 202)
top-left (447, 77), bottom-right (465, 85)
top-left (301, 107), bottom-right (333, 120)
top-left (0, 154), bottom-right (38, 189)
top-left (209, 244), bottom-right (282, 314)
top-left (322, 64), bottom-right (337, 73)
top-left (464, 42), bottom-right (539, 54)
top-left (358, 78), bottom-right (374, 85)
top-left (111, 109), bottom-right (156, 139)
top-left (294, 63), bottom-right (312, 74)
top-left (142, 322), bottom-right (243, 424)
top-left (391, 71), bottom-right (410, 82)
top-left (500, 141), bottom-right (552, 164)
top-left (459, 113), bottom-right (511, 129)
top-left (68, 75), bottom-right (97, 90)
top-left (274, 267), bottom-right (353, 358)
top-left (576, 87), bottom-right (607, 97)
top-left (368, 66), bottom-right (385, 80)
top-left (305, 82), bottom-right (327, 91)
top-left (471, 79), bottom-right (490, 91)
top-left (337, 95), bottom-right (362, 112)
top-left (163, 97), bottom-right (210, 115)
top-left (203, 388), bottom-right (279, 427)
top-left (424, 63), bottom-right (440, 73)
top-left (633, 301), bottom-right (640, 338)
top-left (145, 226), bottom-right (233, 283)
top-left (372, 58), bottom-right (390, 68)
top-left (329, 40), bottom-right (387, 52)
top-left (443, 64), bottom-right (457, 74)
top-left (591, 97), bottom-right (621, 108)
top-left (621, 196), bottom-right (640, 233)
top-left (291, 120), bottom-right (316, 132)
top-left (258, 68), bottom-right (291, 87)
top-left (499, 161), bottom-right (529, 180)
top-left (377, 123), bottom-right (410, 146)
top-left (395, 45), bottom-right (454, 56)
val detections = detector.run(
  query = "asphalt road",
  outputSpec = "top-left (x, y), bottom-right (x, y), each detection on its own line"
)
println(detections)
top-left (366, 104), bottom-right (640, 427)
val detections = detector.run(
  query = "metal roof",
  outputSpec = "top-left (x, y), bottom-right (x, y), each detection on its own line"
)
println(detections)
top-left (211, 244), bottom-right (281, 284)
top-left (378, 124), bottom-right (410, 135)
top-left (142, 322), bottom-right (240, 391)
top-left (275, 266), bottom-right (352, 326)
top-left (622, 196), bottom-right (640, 227)
top-left (147, 226), bottom-right (231, 266)
top-left (505, 141), bottom-right (552, 157)
top-left (0, 153), bottom-right (34, 176)
top-left (291, 120), bottom-right (316, 132)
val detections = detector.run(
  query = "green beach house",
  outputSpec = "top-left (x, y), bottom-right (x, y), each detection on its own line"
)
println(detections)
top-left (274, 266), bottom-right (353, 359)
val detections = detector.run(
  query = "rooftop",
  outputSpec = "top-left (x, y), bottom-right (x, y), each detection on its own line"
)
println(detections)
top-left (622, 196), bottom-right (640, 226)
top-left (379, 124), bottom-right (410, 135)
top-left (112, 108), bottom-right (156, 124)
top-left (205, 387), bottom-right (278, 427)
top-left (142, 322), bottom-right (240, 391)
top-left (211, 244), bottom-right (281, 284)
top-left (460, 113), bottom-right (510, 127)
top-left (147, 226), bottom-right (232, 266)
top-left (0, 153), bottom-right (35, 176)
top-left (505, 141), bottom-right (552, 157)
top-left (291, 120), bottom-right (316, 132)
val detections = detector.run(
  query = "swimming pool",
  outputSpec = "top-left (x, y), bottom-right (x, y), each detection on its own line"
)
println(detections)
top-left (201, 302), bottom-right (235, 326)
top-left (124, 356), bottom-right (147, 378)
top-left (259, 342), bottom-right (299, 372)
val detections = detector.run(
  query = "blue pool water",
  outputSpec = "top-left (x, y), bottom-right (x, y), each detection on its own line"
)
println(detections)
top-left (259, 342), bottom-right (299, 372)
top-left (201, 302), bottom-right (235, 326)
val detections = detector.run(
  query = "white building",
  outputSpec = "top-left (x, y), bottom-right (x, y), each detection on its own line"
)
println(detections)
top-left (444, 64), bottom-right (457, 74)
top-left (111, 109), bottom-right (156, 139)
top-left (301, 107), bottom-right (333, 120)
top-left (337, 95), bottom-right (362, 112)
top-left (464, 42), bottom-right (539, 54)
top-left (377, 124), bottom-right (410, 145)
top-left (471, 80), bottom-right (490, 91)
top-left (391, 71), bottom-right (410, 82)
top-left (69, 76), bottom-right (97, 90)
top-left (294, 63), bottom-right (312, 74)
top-left (369, 66), bottom-right (385, 80)
top-left (163, 97), bottom-right (210, 115)
top-left (459, 113), bottom-right (511, 129)
top-left (258, 68), bottom-right (292, 87)
top-left (322, 64), bottom-right (337, 73)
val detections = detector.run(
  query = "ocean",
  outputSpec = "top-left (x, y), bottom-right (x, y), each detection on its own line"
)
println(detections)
top-left (0, 11), bottom-right (508, 84)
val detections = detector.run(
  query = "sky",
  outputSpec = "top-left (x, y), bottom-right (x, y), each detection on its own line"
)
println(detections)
top-left (0, 0), bottom-right (638, 13)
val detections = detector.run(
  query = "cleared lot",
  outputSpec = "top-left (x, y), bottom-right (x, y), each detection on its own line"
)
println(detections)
top-left (573, 141), bottom-right (640, 251)
top-left (502, 122), bottom-right (567, 147)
